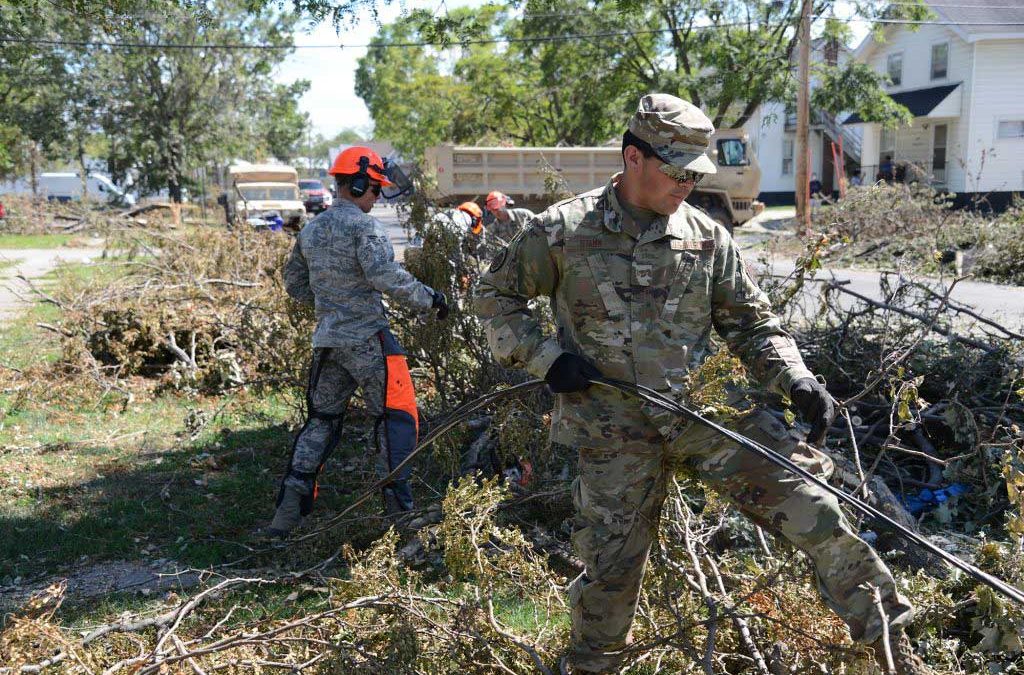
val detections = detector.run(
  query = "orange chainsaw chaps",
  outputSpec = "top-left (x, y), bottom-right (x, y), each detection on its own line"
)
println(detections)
top-left (384, 353), bottom-right (419, 437)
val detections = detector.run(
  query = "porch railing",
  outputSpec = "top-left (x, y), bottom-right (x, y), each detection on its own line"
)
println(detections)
top-left (856, 160), bottom-right (947, 187)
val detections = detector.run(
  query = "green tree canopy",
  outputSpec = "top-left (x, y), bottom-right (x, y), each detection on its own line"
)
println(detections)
top-left (0, 0), bottom-right (310, 198)
top-left (355, 3), bottom-right (648, 156)
top-left (355, 0), bottom-right (926, 155)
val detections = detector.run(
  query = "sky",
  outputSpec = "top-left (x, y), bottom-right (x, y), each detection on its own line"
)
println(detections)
top-left (274, 0), bottom-right (489, 140)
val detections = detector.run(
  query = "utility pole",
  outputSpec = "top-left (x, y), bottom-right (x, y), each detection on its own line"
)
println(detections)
top-left (795, 0), bottom-right (812, 235)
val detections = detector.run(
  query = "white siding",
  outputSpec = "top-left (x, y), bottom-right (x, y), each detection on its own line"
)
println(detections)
top-left (746, 102), bottom-right (792, 193)
top-left (859, 124), bottom-right (880, 179)
top-left (865, 24), bottom-right (970, 93)
top-left (964, 41), bottom-right (1024, 192)
top-left (746, 102), bottom-right (830, 195)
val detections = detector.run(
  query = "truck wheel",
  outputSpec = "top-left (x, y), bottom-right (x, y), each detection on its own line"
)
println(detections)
top-left (706, 206), bottom-right (733, 234)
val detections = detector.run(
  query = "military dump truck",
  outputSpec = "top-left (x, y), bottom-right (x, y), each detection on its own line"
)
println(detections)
top-left (225, 163), bottom-right (306, 228)
top-left (424, 128), bottom-right (763, 230)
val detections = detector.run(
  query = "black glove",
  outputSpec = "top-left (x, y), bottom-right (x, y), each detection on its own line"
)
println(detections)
top-left (544, 352), bottom-right (601, 394)
top-left (431, 290), bottom-right (450, 320)
top-left (790, 377), bottom-right (836, 446)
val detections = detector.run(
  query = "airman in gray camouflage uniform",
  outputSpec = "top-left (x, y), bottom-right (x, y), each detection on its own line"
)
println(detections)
top-left (265, 146), bottom-right (449, 538)
top-left (475, 95), bottom-right (930, 674)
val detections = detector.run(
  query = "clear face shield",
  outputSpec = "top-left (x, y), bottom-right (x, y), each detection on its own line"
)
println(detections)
top-left (381, 157), bottom-right (414, 199)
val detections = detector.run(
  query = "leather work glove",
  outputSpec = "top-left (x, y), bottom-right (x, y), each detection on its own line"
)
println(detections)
top-left (431, 290), bottom-right (450, 320)
top-left (790, 377), bottom-right (836, 447)
top-left (544, 352), bottom-right (602, 394)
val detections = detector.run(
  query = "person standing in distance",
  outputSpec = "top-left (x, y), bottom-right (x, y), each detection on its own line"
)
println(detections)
top-left (484, 190), bottom-right (535, 244)
top-left (264, 146), bottom-right (450, 538)
top-left (475, 95), bottom-right (931, 674)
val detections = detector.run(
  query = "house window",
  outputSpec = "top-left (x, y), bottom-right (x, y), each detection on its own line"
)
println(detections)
top-left (931, 43), bottom-right (948, 80)
top-left (996, 120), bottom-right (1024, 139)
top-left (887, 52), bottom-right (903, 86)
top-left (782, 138), bottom-right (794, 175)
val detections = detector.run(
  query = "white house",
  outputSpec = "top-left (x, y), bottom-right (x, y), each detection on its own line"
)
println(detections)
top-left (744, 40), bottom-right (864, 205)
top-left (845, 0), bottom-right (1024, 207)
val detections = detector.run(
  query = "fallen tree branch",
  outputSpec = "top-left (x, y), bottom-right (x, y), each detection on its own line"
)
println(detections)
top-left (822, 279), bottom-right (996, 355)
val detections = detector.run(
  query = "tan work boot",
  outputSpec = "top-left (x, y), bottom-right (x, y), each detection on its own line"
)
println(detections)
top-left (263, 486), bottom-right (304, 540)
top-left (868, 630), bottom-right (934, 675)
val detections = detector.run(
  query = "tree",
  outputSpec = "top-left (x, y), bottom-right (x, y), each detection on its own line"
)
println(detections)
top-left (252, 80), bottom-right (313, 163)
top-left (356, 3), bottom-right (647, 156)
top-left (355, 0), bottom-right (923, 157)
top-left (86, 0), bottom-right (305, 200)
top-left (0, 2), bottom-right (69, 183)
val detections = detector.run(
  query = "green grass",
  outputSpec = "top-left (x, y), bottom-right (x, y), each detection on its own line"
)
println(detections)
top-left (0, 300), bottom-right (62, 370)
top-left (0, 256), bottom-right (376, 585)
top-left (0, 233), bottom-right (74, 249)
top-left (0, 389), bottom-right (310, 579)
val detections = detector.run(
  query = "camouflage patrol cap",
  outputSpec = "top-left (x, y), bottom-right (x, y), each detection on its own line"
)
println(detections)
top-left (628, 93), bottom-right (717, 175)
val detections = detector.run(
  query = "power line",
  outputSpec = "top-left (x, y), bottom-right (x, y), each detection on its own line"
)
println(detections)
top-left (885, 0), bottom-right (1024, 7)
top-left (1, 15), bottom-right (1021, 51)
top-left (516, 2), bottom-right (1024, 17)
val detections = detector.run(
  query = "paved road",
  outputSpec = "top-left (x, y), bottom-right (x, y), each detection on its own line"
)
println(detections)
top-left (755, 259), bottom-right (1023, 328)
top-left (0, 246), bottom-right (106, 322)
top-left (374, 203), bottom-right (1022, 328)
top-left (372, 204), bottom-right (412, 259)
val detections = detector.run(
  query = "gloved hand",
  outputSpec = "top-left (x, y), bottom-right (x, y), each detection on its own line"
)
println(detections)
top-left (790, 377), bottom-right (836, 446)
top-left (431, 290), bottom-right (450, 320)
top-left (544, 352), bottom-right (601, 394)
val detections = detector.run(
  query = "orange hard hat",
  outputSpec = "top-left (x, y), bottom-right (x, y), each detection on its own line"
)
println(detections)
top-left (457, 201), bottom-right (483, 219)
top-left (457, 202), bottom-right (483, 235)
top-left (328, 146), bottom-right (393, 186)
top-left (485, 191), bottom-right (508, 212)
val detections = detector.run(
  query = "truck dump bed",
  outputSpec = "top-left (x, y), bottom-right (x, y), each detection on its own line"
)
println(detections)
top-left (424, 130), bottom-right (763, 228)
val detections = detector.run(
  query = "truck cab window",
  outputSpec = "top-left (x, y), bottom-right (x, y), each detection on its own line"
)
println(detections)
top-left (716, 139), bottom-right (748, 166)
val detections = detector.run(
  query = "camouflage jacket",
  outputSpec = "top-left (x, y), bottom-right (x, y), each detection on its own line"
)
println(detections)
top-left (490, 208), bottom-right (536, 245)
top-left (284, 198), bottom-right (436, 348)
top-left (474, 175), bottom-right (815, 450)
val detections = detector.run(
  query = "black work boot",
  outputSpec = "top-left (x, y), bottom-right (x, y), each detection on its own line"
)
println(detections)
top-left (263, 485), bottom-right (304, 539)
top-left (868, 630), bottom-right (935, 675)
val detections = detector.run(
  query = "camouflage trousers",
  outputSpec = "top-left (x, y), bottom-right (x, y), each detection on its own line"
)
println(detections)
top-left (567, 410), bottom-right (914, 673)
top-left (279, 329), bottom-right (419, 516)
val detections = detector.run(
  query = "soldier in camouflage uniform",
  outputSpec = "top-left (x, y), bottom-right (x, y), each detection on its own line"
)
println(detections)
top-left (485, 190), bottom-right (535, 244)
top-left (264, 146), bottom-right (449, 539)
top-left (475, 95), bottom-right (931, 674)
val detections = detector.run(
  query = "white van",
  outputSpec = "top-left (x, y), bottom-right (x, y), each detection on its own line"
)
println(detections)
top-left (37, 172), bottom-right (136, 206)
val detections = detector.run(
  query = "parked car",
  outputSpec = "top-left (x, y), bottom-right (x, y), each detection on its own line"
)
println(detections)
top-left (298, 178), bottom-right (332, 214)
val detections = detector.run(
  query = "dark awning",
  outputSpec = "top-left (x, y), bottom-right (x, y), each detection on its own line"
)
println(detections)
top-left (844, 83), bottom-right (961, 124)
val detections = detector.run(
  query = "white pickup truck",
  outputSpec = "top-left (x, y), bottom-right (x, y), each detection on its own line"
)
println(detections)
top-left (424, 129), bottom-right (763, 230)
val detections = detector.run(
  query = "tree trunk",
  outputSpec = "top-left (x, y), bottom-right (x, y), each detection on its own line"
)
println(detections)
top-left (78, 141), bottom-right (90, 204)
top-left (29, 143), bottom-right (39, 196)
